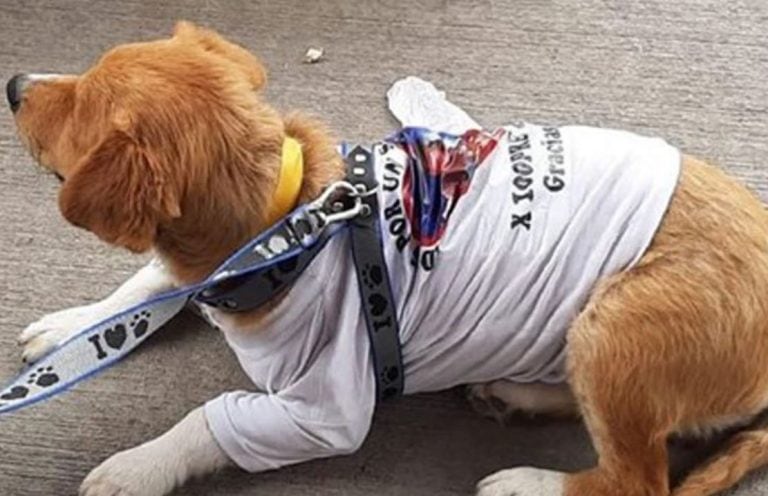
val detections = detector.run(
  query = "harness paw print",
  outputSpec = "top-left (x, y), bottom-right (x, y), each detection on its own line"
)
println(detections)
top-left (361, 263), bottom-right (384, 289)
top-left (368, 294), bottom-right (388, 317)
top-left (379, 366), bottom-right (401, 399)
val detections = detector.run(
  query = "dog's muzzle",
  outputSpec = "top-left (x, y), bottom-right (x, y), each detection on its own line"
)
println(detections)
top-left (6, 74), bottom-right (29, 113)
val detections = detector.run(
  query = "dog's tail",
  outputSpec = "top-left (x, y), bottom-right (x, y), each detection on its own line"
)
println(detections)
top-left (672, 427), bottom-right (768, 496)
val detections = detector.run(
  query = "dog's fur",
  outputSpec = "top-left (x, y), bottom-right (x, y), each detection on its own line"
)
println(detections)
top-left (10, 22), bottom-right (768, 496)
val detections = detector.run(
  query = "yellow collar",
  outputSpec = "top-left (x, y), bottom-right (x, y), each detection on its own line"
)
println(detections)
top-left (266, 137), bottom-right (303, 225)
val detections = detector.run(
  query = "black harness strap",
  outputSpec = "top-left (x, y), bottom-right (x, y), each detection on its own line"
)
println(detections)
top-left (346, 145), bottom-right (405, 400)
top-left (196, 145), bottom-right (405, 401)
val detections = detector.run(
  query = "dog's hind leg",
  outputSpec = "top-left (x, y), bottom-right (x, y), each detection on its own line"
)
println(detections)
top-left (466, 381), bottom-right (578, 422)
top-left (478, 157), bottom-right (768, 496)
top-left (672, 426), bottom-right (768, 496)
top-left (477, 290), bottom-right (678, 496)
top-left (564, 157), bottom-right (768, 496)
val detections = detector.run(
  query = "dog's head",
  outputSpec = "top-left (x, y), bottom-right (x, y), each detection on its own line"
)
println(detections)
top-left (7, 22), bottom-right (281, 254)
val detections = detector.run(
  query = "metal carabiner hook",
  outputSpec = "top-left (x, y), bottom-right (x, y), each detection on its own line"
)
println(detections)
top-left (307, 181), bottom-right (368, 225)
top-left (309, 181), bottom-right (358, 208)
top-left (316, 199), bottom-right (366, 225)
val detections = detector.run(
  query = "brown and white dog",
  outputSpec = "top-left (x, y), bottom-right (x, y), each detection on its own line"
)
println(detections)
top-left (8, 22), bottom-right (768, 496)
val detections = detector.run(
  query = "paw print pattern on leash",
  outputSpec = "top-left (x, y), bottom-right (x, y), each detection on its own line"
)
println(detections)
top-left (27, 366), bottom-right (59, 387)
top-left (87, 310), bottom-right (152, 360)
top-left (130, 311), bottom-right (151, 338)
top-left (0, 366), bottom-right (61, 406)
top-left (0, 365), bottom-right (61, 404)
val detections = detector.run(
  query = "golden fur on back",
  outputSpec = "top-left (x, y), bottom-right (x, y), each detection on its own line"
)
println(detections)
top-left (12, 22), bottom-right (768, 496)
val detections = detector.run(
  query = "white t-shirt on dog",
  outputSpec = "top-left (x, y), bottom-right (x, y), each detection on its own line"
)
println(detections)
top-left (202, 122), bottom-right (681, 472)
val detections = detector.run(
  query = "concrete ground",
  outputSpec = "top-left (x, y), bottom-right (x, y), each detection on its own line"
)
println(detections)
top-left (1, 0), bottom-right (768, 494)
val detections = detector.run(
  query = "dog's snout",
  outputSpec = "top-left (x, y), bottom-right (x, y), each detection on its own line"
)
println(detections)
top-left (6, 74), bottom-right (29, 113)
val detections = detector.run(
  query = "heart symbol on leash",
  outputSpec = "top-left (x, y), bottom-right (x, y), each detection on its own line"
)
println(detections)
top-left (104, 324), bottom-right (127, 350)
top-left (382, 366), bottom-right (399, 384)
top-left (1, 386), bottom-right (29, 400)
top-left (366, 265), bottom-right (383, 287)
top-left (368, 294), bottom-right (388, 317)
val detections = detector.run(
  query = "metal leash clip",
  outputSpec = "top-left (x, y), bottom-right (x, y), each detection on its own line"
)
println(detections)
top-left (284, 181), bottom-right (368, 247)
top-left (312, 181), bottom-right (368, 223)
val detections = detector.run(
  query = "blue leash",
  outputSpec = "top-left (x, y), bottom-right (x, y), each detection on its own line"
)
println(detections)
top-left (0, 182), bottom-right (366, 415)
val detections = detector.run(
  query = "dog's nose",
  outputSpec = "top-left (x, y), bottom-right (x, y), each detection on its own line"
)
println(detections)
top-left (6, 74), bottom-right (29, 113)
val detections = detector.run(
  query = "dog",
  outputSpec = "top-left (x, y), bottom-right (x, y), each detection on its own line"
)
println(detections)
top-left (8, 22), bottom-right (768, 496)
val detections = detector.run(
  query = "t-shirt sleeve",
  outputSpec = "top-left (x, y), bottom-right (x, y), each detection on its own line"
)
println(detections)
top-left (203, 236), bottom-right (376, 473)
top-left (205, 383), bottom-right (375, 472)
top-left (204, 313), bottom-right (377, 474)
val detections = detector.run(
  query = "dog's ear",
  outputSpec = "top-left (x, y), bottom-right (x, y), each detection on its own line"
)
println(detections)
top-left (173, 21), bottom-right (267, 90)
top-left (59, 130), bottom-right (181, 253)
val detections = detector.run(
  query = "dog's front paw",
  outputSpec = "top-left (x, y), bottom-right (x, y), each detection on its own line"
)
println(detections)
top-left (80, 445), bottom-right (174, 496)
top-left (476, 467), bottom-right (564, 496)
top-left (78, 478), bottom-right (135, 496)
top-left (18, 304), bottom-right (102, 363)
